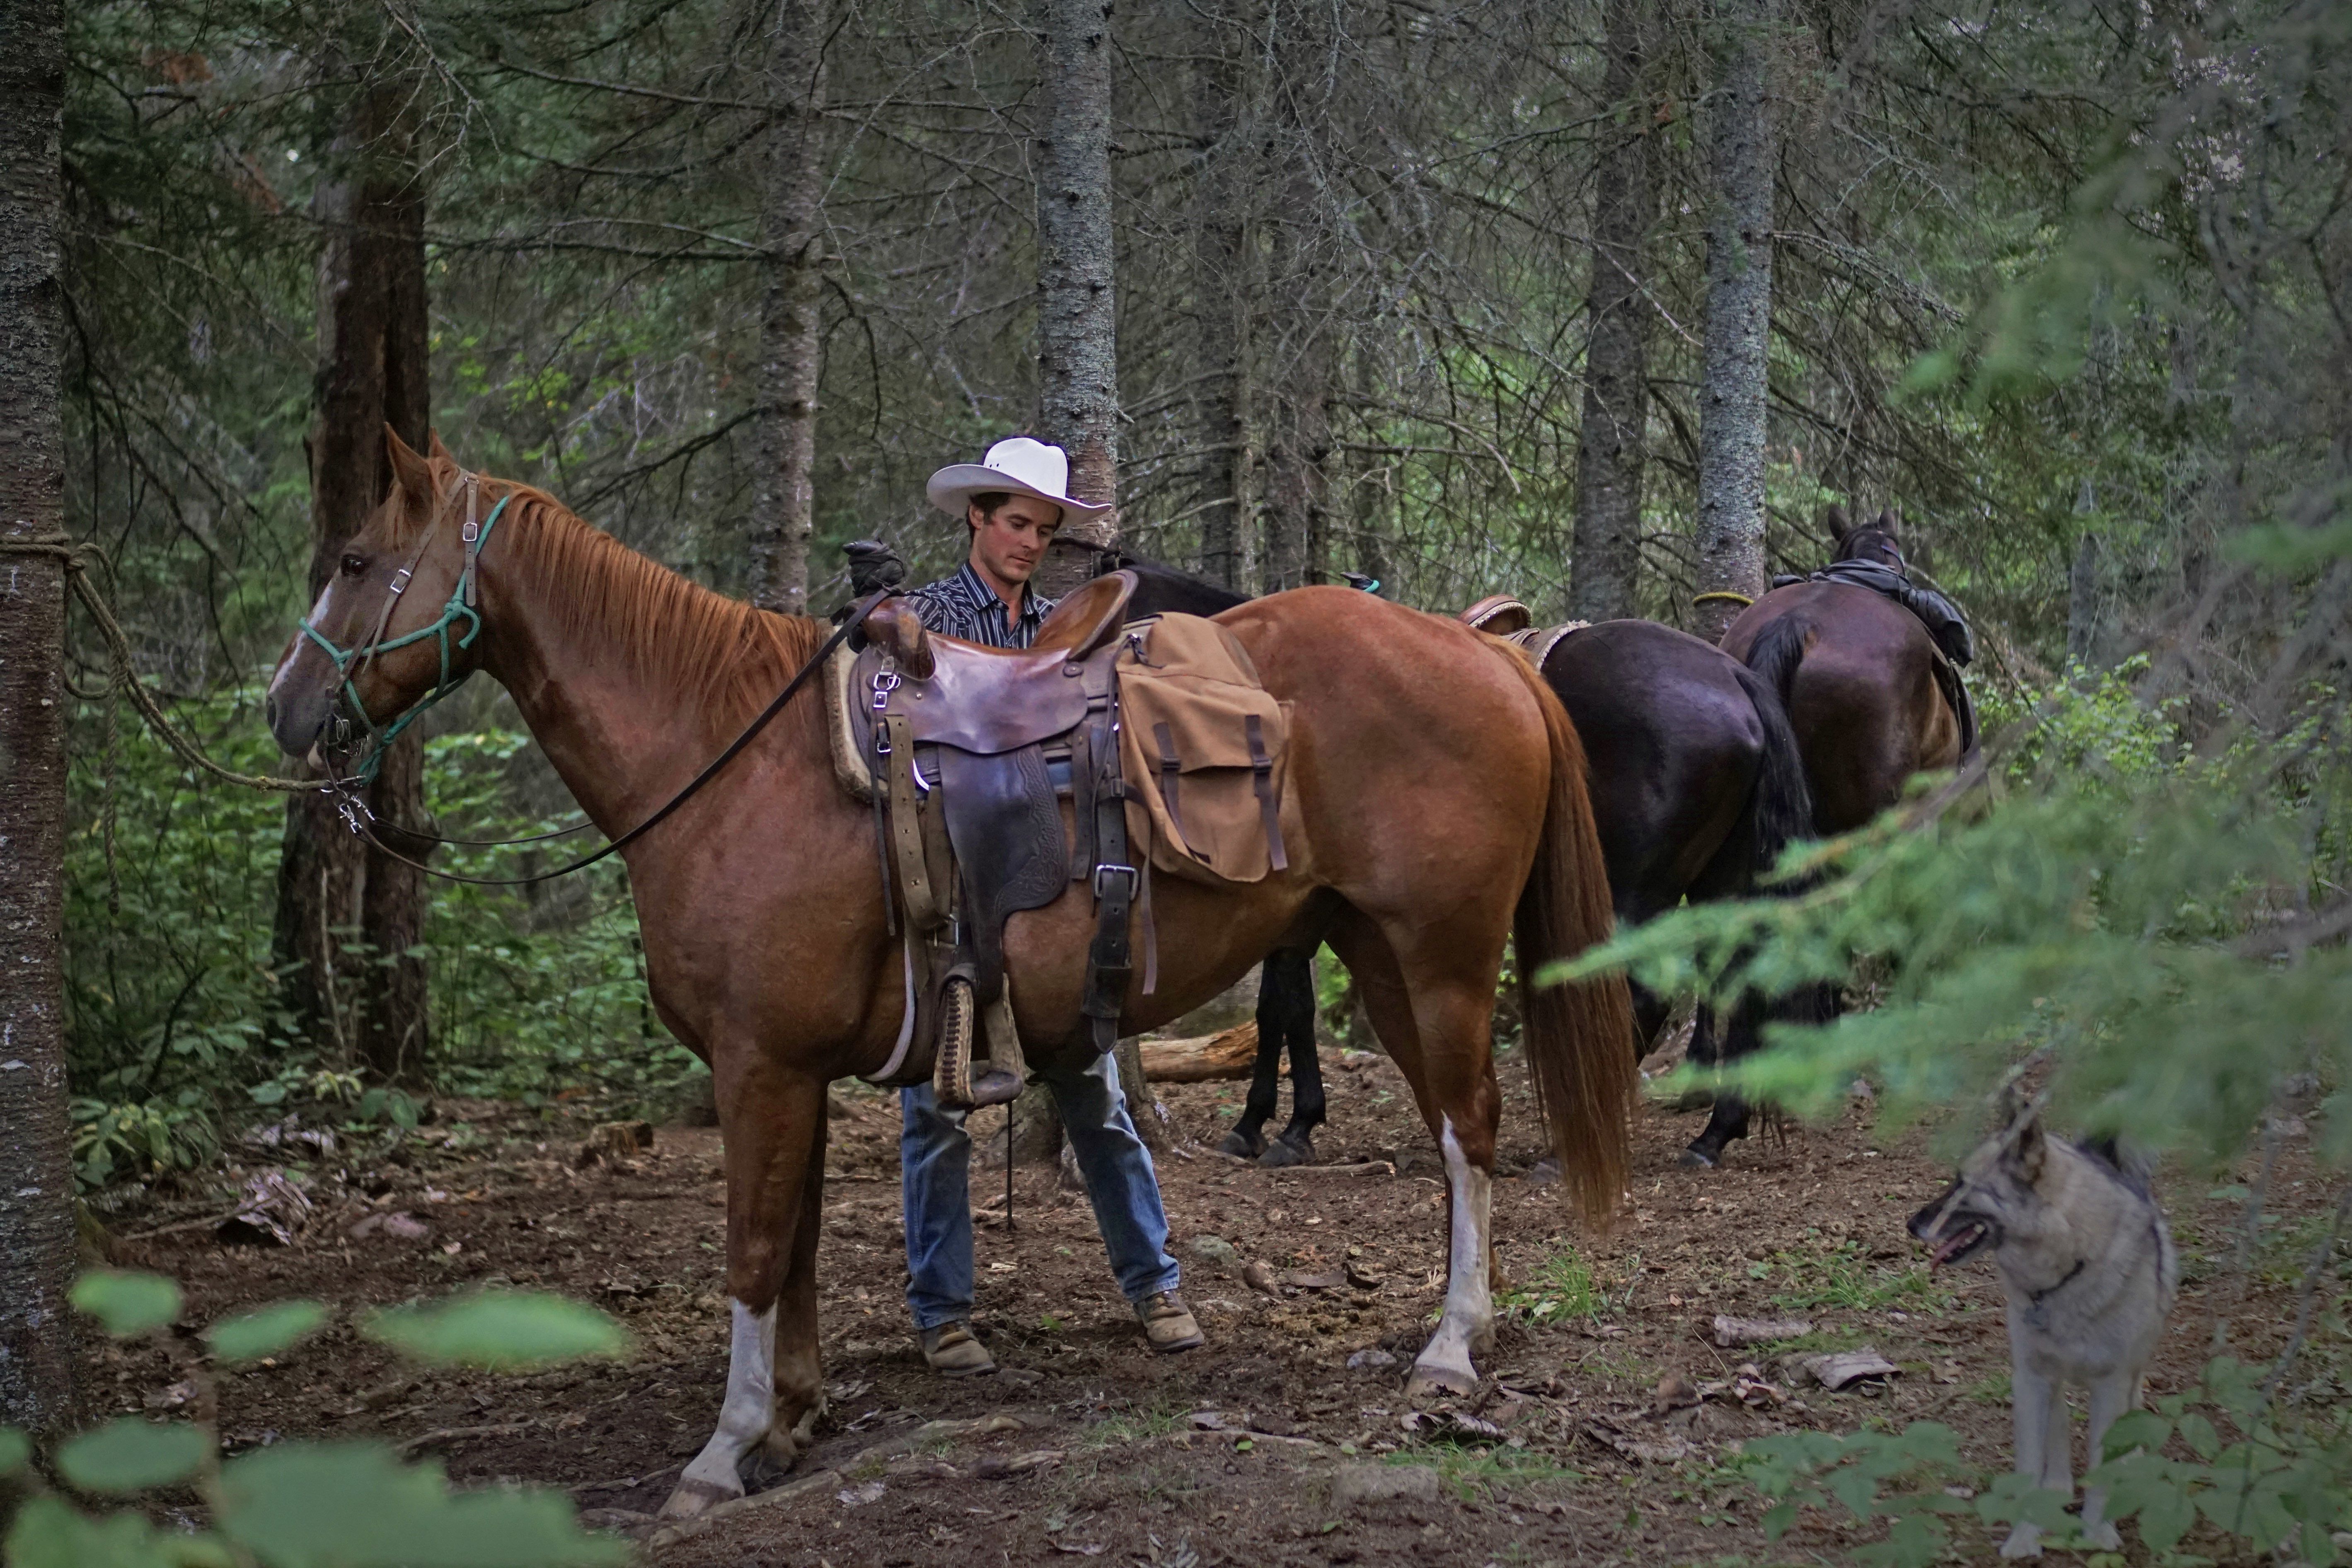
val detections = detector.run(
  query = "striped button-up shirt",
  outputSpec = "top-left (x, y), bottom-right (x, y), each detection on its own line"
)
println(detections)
top-left (904, 560), bottom-right (1058, 650)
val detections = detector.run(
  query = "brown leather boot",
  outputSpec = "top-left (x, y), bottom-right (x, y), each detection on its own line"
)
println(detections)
top-left (918, 1321), bottom-right (996, 1377)
top-left (1135, 1291), bottom-right (1205, 1353)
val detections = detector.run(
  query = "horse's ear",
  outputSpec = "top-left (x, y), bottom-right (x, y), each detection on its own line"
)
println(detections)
top-left (428, 428), bottom-right (456, 464)
top-left (384, 424), bottom-right (434, 504)
top-left (1876, 508), bottom-right (1902, 540)
top-left (1825, 504), bottom-right (1851, 541)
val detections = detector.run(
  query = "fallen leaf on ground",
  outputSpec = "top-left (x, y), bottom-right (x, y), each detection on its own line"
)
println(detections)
top-left (1789, 1349), bottom-right (1901, 1391)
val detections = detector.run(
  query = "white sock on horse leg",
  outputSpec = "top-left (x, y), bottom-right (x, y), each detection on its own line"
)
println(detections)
top-left (1414, 1117), bottom-right (1494, 1390)
top-left (670, 1298), bottom-right (776, 1508)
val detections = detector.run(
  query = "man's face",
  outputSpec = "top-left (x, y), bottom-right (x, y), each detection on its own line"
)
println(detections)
top-left (968, 494), bottom-right (1062, 591)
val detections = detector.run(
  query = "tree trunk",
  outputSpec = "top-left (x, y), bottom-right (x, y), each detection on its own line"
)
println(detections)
top-left (1190, 1), bottom-right (1252, 591)
top-left (746, 0), bottom-right (828, 615)
top-left (1690, 0), bottom-right (1778, 644)
top-left (0, 0), bottom-right (79, 1437)
top-left (1031, 0), bottom-right (1119, 598)
top-left (273, 70), bottom-right (436, 1083)
top-left (1261, 157), bottom-right (1333, 595)
top-left (1569, 0), bottom-right (1655, 624)
top-left (1262, 332), bottom-right (1332, 594)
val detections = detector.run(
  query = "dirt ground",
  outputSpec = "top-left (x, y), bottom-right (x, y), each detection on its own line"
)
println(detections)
top-left (102, 1045), bottom-right (2340, 1567)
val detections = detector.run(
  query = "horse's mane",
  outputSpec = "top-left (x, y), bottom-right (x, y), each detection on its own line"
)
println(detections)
top-left (416, 460), bottom-right (828, 737)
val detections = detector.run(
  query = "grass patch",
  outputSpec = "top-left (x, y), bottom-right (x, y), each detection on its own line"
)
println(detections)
top-left (1393, 1440), bottom-right (1582, 1499)
top-left (1759, 1240), bottom-right (1953, 1313)
top-left (1963, 1372), bottom-right (2011, 1404)
top-left (1500, 1246), bottom-right (1605, 1326)
top-left (1077, 1400), bottom-right (1187, 1449)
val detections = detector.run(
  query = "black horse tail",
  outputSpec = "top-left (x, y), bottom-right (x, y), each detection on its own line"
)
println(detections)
top-left (1730, 658), bottom-right (1814, 879)
top-left (1742, 612), bottom-right (1810, 713)
top-left (1735, 616), bottom-right (1839, 1030)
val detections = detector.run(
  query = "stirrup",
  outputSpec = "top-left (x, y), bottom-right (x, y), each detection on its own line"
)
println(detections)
top-left (933, 976), bottom-right (1022, 1109)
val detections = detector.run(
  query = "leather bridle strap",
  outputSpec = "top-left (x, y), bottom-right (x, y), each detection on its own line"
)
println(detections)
top-left (340, 588), bottom-right (894, 887)
top-left (346, 472), bottom-right (472, 703)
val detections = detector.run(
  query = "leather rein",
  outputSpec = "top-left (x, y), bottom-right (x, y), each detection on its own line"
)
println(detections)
top-left (307, 469), bottom-right (889, 887)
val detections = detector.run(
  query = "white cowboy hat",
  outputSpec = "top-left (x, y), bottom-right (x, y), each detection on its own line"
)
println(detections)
top-left (925, 436), bottom-right (1112, 520)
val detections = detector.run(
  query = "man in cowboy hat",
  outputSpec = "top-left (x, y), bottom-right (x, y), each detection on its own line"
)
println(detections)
top-left (897, 436), bottom-right (1204, 1377)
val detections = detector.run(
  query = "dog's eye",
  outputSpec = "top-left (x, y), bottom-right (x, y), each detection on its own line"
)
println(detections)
top-left (340, 553), bottom-right (368, 577)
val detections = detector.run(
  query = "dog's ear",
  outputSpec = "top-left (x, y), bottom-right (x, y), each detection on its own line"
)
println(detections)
top-left (2009, 1107), bottom-right (2046, 1182)
top-left (1826, 504), bottom-right (1851, 542)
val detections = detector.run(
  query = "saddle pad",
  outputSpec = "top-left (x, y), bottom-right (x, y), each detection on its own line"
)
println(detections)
top-left (1116, 615), bottom-right (1291, 886)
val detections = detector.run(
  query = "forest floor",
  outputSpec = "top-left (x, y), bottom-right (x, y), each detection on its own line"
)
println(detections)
top-left (102, 1044), bottom-right (2338, 1568)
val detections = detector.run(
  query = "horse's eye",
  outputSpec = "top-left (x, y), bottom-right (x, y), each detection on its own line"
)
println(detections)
top-left (340, 554), bottom-right (367, 576)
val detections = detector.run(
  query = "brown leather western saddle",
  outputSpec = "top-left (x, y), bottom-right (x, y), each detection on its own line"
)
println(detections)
top-left (828, 572), bottom-right (1289, 1111)
top-left (1459, 594), bottom-right (1589, 667)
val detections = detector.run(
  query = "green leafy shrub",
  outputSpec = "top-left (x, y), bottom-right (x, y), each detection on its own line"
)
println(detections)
top-left (3, 1271), bottom-right (628, 1567)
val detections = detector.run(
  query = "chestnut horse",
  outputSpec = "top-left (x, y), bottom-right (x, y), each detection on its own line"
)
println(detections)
top-left (264, 433), bottom-right (1636, 1519)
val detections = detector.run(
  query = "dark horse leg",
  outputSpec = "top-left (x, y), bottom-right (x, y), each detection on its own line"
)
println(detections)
top-left (1682, 999), bottom-right (1752, 1167)
top-left (1258, 947), bottom-right (1323, 1166)
top-left (1216, 948), bottom-right (1322, 1163)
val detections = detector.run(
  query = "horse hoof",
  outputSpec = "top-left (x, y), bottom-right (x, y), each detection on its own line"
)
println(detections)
top-left (1404, 1360), bottom-right (1480, 1401)
top-left (1215, 1130), bottom-right (1263, 1159)
top-left (1679, 1145), bottom-right (1722, 1169)
top-left (1258, 1133), bottom-right (1314, 1168)
top-left (656, 1475), bottom-right (741, 1522)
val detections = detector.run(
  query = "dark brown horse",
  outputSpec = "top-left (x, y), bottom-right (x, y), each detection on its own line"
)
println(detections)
top-left (1687, 508), bottom-right (1969, 1153)
top-left (1721, 509), bottom-right (1967, 833)
top-left (264, 433), bottom-right (1636, 1518)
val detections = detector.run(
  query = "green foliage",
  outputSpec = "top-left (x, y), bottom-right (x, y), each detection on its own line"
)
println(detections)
top-left (205, 1301), bottom-right (329, 1364)
top-left (363, 1289), bottom-right (630, 1370)
top-left (56, 1420), bottom-right (211, 1495)
top-left (213, 1444), bottom-right (629, 1567)
top-left (59, 704), bottom-right (690, 1189)
top-left (1738, 1421), bottom-right (1973, 1568)
top-left (1734, 1358), bottom-right (2352, 1566)
top-left (5, 1497), bottom-right (234, 1568)
top-left (10, 1275), bottom-right (629, 1567)
top-left (2089, 1358), bottom-right (2352, 1560)
top-left (70, 1270), bottom-right (182, 1336)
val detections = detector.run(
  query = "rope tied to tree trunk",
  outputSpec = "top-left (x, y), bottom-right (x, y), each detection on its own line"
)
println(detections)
top-left (1691, 590), bottom-right (1756, 609)
top-left (0, 532), bottom-right (321, 794)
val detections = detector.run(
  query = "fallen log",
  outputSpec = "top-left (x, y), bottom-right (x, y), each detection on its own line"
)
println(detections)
top-left (1138, 1021), bottom-right (1285, 1084)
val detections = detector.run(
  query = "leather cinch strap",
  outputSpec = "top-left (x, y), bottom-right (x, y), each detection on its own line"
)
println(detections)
top-left (1081, 660), bottom-right (1138, 1051)
top-left (1246, 713), bottom-right (1287, 872)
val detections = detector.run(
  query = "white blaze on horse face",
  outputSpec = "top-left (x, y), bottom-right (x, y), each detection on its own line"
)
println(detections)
top-left (268, 581), bottom-right (340, 703)
top-left (1413, 1117), bottom-right (1494, 1392)
top-left (672, 1298), bottom-right (775, 1507)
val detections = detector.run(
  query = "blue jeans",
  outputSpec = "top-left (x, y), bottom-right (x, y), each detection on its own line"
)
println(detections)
top-left (900, 1052), bottom-right (1180, 1331)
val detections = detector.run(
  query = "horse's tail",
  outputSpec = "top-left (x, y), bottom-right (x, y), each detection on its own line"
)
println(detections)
top-left (1742, 612), bottom-right (1810, 716)
top-left (1730, 658), bottom-right (1816, 877)
top-left (1496, 646), bottom-right (1637, 1228)
top-left (1734, 618), bottom-right (1840, 1029)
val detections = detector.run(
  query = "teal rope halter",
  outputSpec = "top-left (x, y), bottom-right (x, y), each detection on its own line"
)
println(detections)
top-left (300, 473), bottom-right (513, 785)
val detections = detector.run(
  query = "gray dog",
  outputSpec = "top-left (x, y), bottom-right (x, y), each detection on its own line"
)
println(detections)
top-left (1909, 1096), bottom-right (2178, 1558)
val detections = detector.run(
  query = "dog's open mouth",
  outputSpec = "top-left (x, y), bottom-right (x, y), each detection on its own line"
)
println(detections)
top-left (1929, 1220), bottom-right (1991, 1268)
